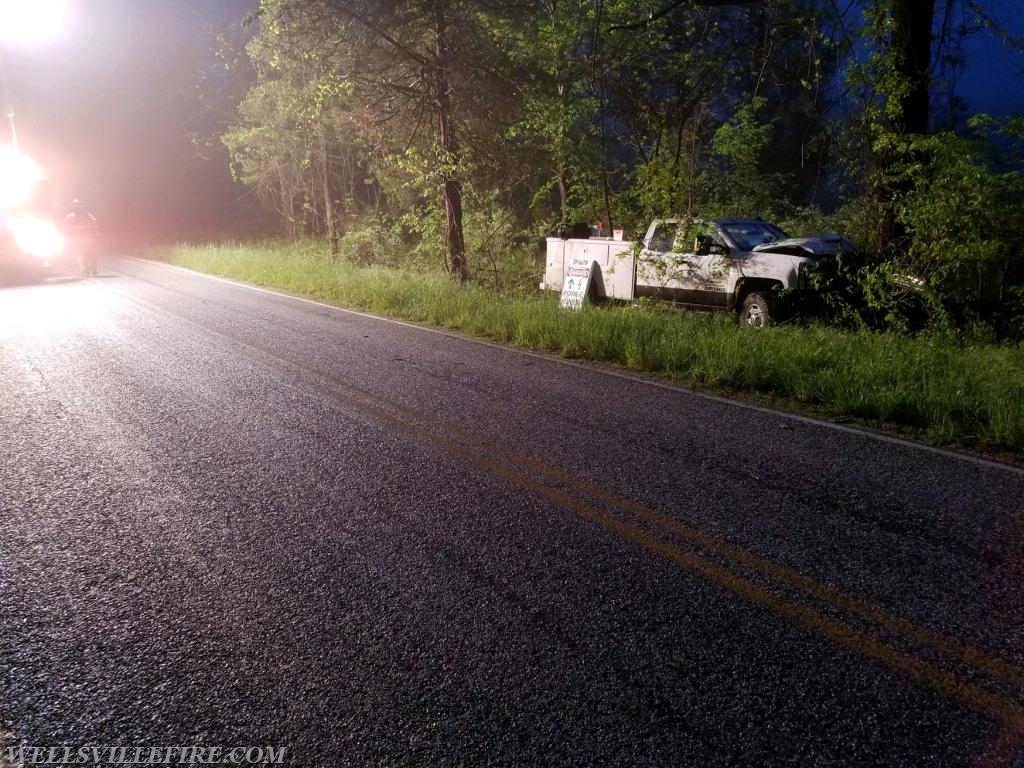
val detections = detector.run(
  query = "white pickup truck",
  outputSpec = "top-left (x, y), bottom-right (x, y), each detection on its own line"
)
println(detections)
top-left (540, 217), bottom-right (853, 326)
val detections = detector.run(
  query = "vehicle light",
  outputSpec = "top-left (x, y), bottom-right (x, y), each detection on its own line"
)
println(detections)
top-left (0, 0), bottom-right (72, 48)
top-left (10, 216), bottom-right (65, 259)
top-left (798, 262), bottom-right (814, 290)
top-left (0, 146), bottom-right (45, 209)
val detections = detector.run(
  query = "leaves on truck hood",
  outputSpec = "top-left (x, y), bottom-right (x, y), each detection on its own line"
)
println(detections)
top-left (752, 232), bottom-right (856, 257)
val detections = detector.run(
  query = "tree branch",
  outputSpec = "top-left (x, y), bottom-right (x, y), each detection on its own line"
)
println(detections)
top-left (323, 0), bottom-right (431, 66)
top-left (607, 0), bottom-right (759, 32)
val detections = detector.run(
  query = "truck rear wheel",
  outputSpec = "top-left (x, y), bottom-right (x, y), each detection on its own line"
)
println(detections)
top-left (739, 292), bottom-right (773, 328)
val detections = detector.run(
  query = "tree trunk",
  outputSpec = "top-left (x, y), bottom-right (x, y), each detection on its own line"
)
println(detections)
top-left (278, 167), bottom-right (296, 239)
top-left (557, 163), bottom-right (568, 223)
top-left (320, 133), bottom-right (338, 254)
top-left (594, 0), bottom-right (613, 233)
top-left (890, 0), bottom-right (935, 135)
top-left (875, 0), bottom-right (936, 247)
top-left (433, 0), bottom-right (468, 281)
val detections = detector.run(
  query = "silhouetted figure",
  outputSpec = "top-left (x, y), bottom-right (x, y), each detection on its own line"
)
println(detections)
top-left (62, 199), bottom-right (101, 276)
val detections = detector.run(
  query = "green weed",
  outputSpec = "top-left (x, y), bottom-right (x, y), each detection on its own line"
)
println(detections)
top-left (152, 241), bottom-right (1024, 457)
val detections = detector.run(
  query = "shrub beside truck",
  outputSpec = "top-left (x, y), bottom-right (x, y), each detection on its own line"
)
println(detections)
top-left (541, 217), bottom-right (855, 326)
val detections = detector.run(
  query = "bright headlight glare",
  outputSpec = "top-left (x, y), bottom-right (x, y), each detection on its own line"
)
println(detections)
top-left (11, 217), bottom-right (65, 259)
top-left (0, 0), bottom-right (72, 47)
top-left (0, 147), bottom-right (44, 209)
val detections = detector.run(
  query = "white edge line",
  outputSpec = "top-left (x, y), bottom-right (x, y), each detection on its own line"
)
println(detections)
top-left (131, 256), bottom-right (1024, 477)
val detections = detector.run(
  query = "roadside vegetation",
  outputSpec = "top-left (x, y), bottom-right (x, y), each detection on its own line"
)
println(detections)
top-left (207, 2), bottom-right (1024, 338)
top-left (168, 1), bottom-right (1024, 456)
top-left (156, 239), bottom-right (1024, 457)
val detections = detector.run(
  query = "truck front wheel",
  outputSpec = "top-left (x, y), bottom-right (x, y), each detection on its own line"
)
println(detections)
top-left (739, 292), bottom-right (773, 328)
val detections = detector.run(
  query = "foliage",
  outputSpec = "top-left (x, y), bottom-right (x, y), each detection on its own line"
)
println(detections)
top-left (492, 0), bottom-right (601, 225)
top-left (814, 116), bottom-right (1024, 336)
top-left (224, 0), bottom-right (841, 239)
top-left (160, 239), bottom-right (1024, 456)
top-left (460, 189), bottom-right (544, 292)
top-left (697, 97), bottom-right (790, 220)
top-left (893, 117), bottom-right (1024, 330)
top-left (336, 216), bottom-right (410, 268)
top-left (213, 0), bottom-right (1024, 338)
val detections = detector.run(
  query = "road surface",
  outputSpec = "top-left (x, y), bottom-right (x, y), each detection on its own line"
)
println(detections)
top-left (1, 258), bottom-right (1022, 767)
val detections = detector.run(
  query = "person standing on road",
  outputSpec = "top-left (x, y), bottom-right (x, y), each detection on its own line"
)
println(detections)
top-left (62, 198), bottom-right (101, 276)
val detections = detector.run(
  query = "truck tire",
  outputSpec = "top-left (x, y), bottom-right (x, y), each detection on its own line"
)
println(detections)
top-left (739, 292), bottom-right (773, 328)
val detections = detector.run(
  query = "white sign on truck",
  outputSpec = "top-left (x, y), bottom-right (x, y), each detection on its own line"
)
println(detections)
top-left (559, 258), bottom-right (598, 310)
top-left (542, 237), bottom-right (635, 301)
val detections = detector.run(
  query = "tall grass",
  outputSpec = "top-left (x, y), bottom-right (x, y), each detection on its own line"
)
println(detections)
top-left (152, 241), bottom-right (1024, 457)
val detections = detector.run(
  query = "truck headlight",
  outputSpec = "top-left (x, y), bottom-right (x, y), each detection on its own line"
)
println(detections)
top-left (798, 262), bottom-right (815, 290)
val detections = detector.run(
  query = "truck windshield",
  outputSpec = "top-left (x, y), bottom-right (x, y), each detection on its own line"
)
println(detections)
top-left (720, 222), bottom-right (786, 251)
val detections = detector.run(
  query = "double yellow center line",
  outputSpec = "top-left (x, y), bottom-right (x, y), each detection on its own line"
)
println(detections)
top-left (112, 282), bottom-right (1024, 736)
top-left (335, 375), bottom-right (1024, 731)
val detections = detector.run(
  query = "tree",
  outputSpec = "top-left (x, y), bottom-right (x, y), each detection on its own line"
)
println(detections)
top-left (221, 2), bottom-right (367, 242)
top-left (890, 0), bottom-right (937, 135)
top-left (270, 0), bottom-right (475, 279)
top-left (489, 0), bottom-right (597, 225)
top-left (215, 0), bottom-right (1024, 335)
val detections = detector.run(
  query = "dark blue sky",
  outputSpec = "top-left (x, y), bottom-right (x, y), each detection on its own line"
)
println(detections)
top-left (955, 0), bottom-right (1024, 116)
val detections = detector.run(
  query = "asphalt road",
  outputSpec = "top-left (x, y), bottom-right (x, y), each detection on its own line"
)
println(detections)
top-left (1, 258), bottom-right (1022, 767)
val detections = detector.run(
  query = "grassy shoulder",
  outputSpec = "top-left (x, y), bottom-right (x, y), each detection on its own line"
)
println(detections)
top-left (152, 240), bottom-right (1024, 459)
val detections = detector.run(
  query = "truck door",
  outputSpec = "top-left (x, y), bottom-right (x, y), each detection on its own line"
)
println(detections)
top-left (687, 223), bottom-right (732, 308)
top-left (636, 221), bottom-right (692, 300)
top-left (637, 221), bottom-right (730, 307)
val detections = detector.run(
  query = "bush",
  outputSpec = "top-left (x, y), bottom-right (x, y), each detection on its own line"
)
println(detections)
top-left (462, 191), bottom-right (545, 292)
top-left (337, 218), bottom-right (409, 268)
top-left (894, 120), bottom-right (1024, 333)
top-left (829, 116), bottom-right (1024, 337)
